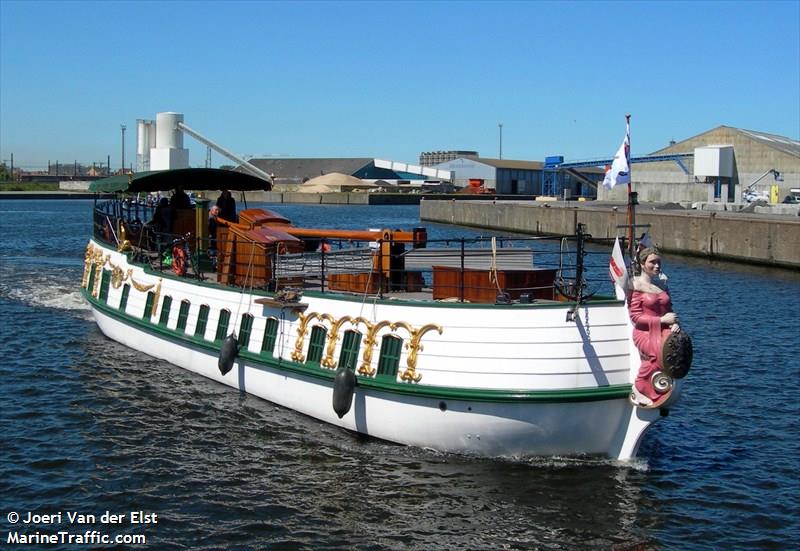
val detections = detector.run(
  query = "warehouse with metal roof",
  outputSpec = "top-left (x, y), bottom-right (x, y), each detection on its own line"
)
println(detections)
top-left (598, 126), bottom-right (800, 203)
top-left (432, 156), bottom-right (604, 196)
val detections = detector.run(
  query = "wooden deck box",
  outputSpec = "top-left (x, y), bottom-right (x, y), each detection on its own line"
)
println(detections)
top-left (432, 266), bottom-right (556, 303)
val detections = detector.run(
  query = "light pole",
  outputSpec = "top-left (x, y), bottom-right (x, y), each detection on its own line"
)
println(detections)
top-left (120, 124), bottom-right (127, 173)
top-left (498, 123), bottom-right (503, 159)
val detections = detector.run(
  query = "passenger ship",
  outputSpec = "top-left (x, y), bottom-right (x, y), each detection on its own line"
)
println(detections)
top-left (81, 168), bottom-right (685, 460)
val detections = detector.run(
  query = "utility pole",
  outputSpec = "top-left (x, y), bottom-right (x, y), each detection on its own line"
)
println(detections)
top-left (498, 123), bottom-right (503, 159)
top-left (120, 124), bottom-right (127, 173)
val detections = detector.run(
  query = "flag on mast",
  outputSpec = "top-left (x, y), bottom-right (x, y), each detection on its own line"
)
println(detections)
top-left (602, 120), bottom-right (631, 190)
top-left (609, 236), bottom-right (629, 300)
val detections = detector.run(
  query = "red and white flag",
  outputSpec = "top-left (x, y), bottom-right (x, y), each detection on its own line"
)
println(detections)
top-left (602, 121), bottom-right (631, 190)
top-left (609, 236), bottom-right (628, 299)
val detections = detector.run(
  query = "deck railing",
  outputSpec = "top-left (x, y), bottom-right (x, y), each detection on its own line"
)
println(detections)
top-left (93, 199), bottom-right (620, 303)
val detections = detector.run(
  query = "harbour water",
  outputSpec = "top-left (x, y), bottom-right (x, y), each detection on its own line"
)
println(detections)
top-left (0, 199), bottom-right (798, 550)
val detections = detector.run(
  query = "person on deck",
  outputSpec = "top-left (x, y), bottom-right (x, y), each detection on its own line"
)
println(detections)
top-left (208, 205), bottom-right (220, 269)
top-left (216, 189), bottom-right (237, 222)
top-left (628, 246), bottom-right (681, 407)
top-left (150, 197), bottom-right (173, 234)
top-left (170, 186), bottom-right (192, 209)
top-left (208, 205), bottom-right (220, 250)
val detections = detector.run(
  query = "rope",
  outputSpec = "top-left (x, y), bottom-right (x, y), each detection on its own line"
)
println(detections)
top-left (358, 250), bottom-right (377, 320)
top-left (105, 215), bottom-right (119, 246)
top-left (232, 242), bottom-right (258, 336)
top-left (488, 236), bottom-right (501, 293)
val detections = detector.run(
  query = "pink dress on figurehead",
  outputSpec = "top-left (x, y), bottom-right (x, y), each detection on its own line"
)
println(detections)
top-left (628, 289), bottom-right (673, 401)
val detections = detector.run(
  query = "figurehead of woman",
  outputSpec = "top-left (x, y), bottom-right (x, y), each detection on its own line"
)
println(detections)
top-left (634, 246), bottom-right (668, 292)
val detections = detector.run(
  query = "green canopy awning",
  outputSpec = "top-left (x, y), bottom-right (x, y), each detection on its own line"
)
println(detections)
top-left (89, 168), bottom-right (272, 193)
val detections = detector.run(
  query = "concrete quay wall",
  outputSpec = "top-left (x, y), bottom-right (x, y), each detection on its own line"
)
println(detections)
top-left (420, 200), bottom-right (800, 269)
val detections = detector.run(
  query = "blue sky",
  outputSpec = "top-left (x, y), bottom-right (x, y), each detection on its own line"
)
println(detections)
top-left (1, 0), bottom-right (798, 171)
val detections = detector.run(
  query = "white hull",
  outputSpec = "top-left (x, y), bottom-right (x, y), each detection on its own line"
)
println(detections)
top-left (84, 239), bottom-right (673, 459)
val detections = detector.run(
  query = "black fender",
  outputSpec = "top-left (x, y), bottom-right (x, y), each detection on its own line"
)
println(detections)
top-left (332, 367), bottom-right (356, 419)
top-left (218, 334), bottom-right (239, 375)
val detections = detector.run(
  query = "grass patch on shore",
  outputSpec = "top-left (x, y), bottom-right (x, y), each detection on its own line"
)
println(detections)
top-left (0, 181), bottom-right (60, 191)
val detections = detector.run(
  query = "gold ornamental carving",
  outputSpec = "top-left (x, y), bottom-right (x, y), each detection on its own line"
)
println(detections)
top-left (150, 280), bottom-right (162, 318)
top-left (128, 272), bottom-right (155, 292)
top-left (92, 254), bottom-right (109, 298)
top-left (320, 314), bottom-right (354, 369)
top-left (290, 311), bottom-right (442, 383)
top-left (353, 317), bottom-right (393, 376)
top-left (291, 311), bottom-right (322, 362)
top-left (116, 221), bottom-right (132, 252)
top-left (83, 243), bottom-right (155, 295)
top-left (390, 322), bottom-right (443, 383)
top-left (82, 244), bottom-right (94, 288)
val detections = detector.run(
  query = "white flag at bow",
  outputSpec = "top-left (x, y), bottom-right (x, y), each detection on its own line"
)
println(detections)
top-left (609, 236), bottom-right (628, 300)
top-left (602, 121), bottom-right (631, 190)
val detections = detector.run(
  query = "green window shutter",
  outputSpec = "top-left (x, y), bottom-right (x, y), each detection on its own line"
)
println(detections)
top-left (215, 309), bottom-right (231, 341)
top-left (195, 304), bottom-right (210, 337)
top-left (239, 314), bottom-right (254, 348)
top-left (98, 269), bottom-right (111, 302)
top-left (338, 330), bottom-right (362, 371)
top-left (143, 291), bottom-right (156, 320)
top-left (306, 325), bottom-right (327, 365)
top-left (119, 283), bottom-right (131, 312)
top-left (261, 317), bottom-right (279, 356)
top-left (86, 264), bottom-right (96, 292)
top-left (158, 295), bottom-right (172, 326)
top-left (176, 300), bottom-right (190, 332)
top-left (377, 335), bottom-right (403, 379)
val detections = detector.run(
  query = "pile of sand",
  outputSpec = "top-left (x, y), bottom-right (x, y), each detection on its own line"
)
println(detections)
top-left (296, 172), bottom-right (377, 193)
top-left (299, 183), bottom-right (337, 193)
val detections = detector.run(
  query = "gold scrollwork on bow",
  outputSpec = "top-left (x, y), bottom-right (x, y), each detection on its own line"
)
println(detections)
top-left (84, 243), bottom-right (156, 296)
top-left (82, 244), bottom-right (95, 288)
top-left (353, 318), bottom-right (393, 376)
top-left (92, 254), bottom-right (109, 298)
top-left (150, 280), bottom-right (162, 318)
top-left (390, 322), bottom-right (443, 383)
top-left (83, 244), bottom-right (107, 297)
top-left (128, 271), bottom-right (155, 293)
top-left (320, 314), bottom-right (353, 369)
top-left (290, 311), bottom-right (442, 383)
top-left (291, 311), bottom-right (322, 362)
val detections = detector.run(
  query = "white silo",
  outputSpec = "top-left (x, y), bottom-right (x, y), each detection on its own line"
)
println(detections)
top-left (149, 111), bottom-right (189, 170)
top-left (136, 119), bottom-right (155, 172)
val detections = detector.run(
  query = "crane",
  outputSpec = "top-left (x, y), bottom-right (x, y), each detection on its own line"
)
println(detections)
top-left (176, 121), bottom-right (274, 185)
top-left (742, 169), bottom-right (782, 202)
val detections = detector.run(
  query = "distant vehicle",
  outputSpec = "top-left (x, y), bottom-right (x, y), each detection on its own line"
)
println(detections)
top-left (743, 190), bottom-right (769, 203)
top-left (782, 195), bottom-right (800, 204)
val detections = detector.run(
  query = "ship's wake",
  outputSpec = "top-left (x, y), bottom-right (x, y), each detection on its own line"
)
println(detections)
top-left (0, 265), bottom-right (91, 316)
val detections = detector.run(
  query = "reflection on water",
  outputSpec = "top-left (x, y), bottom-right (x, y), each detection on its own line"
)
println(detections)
top-left (0, 200), bottom-right (797, 549)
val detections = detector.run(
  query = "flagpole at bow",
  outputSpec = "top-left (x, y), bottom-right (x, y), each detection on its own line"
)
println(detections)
top-left (602, 114), bottom-right (637, 261)
top-left (625, 114), bottom-right (636, 259)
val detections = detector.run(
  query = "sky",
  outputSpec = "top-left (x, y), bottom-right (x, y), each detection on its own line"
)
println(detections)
top-left (1, 0), bottom-right (798, 171)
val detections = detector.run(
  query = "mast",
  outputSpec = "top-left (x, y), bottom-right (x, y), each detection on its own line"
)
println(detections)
top-left (625, 114), bottom-right (636, 259)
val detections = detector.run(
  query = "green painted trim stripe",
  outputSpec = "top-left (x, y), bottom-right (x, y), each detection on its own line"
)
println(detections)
top-left (83, 287), bottom-right (632, 404)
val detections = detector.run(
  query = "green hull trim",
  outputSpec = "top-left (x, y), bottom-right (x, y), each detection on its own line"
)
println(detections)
top-left (83, 287), bottom-right (632, 404)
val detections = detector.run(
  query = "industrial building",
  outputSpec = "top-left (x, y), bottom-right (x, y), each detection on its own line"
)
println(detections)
top-left (597, 126), bottom-right (800, 203)
top-left (432, 156), bottom-right (604, 196)
top-left (419, 150), bottom-right (479, 166)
